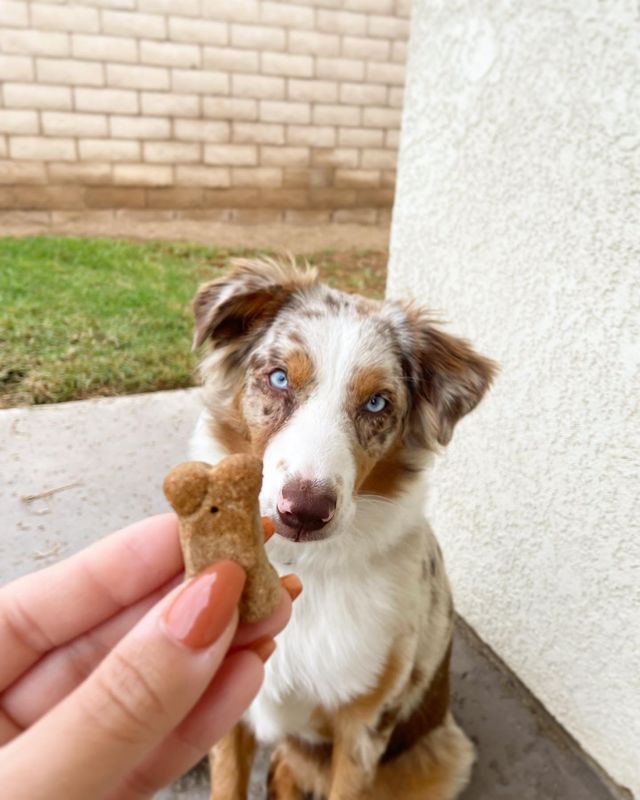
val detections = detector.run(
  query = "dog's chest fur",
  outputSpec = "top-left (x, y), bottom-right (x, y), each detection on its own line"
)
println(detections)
top-left (248, 538), bottom-right (420, 743)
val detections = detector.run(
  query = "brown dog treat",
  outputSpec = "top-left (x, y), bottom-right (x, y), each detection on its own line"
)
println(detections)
top-left (163, 454), bottom-right (281, 624)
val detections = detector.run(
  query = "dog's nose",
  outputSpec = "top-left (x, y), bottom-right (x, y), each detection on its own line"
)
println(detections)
top-left (277, 481), bottom-right (337, 533)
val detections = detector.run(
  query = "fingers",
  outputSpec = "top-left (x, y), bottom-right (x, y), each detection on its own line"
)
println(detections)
top-left (0, 562), bottom-right (246, 800)
top-left (106, 651), bottom-right (263, 800)
top-left (280, 573), bottom-right (303, 601)
top-left (0, 514), bottom-right (182, 690)
top-left (2, 577), bottom-right (299, 738)
top-left (1, 576), bottom-right (180, 737)
top-left (262, 516), bottom-right (276, 542)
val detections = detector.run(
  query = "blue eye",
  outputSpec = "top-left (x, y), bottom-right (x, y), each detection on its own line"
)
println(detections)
top-left (365, 394), bottom-right (387, 413)
top-left (269, 369), bottom-right (289, 390)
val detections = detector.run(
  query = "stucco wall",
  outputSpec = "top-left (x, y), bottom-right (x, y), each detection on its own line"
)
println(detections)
top-left (0, 0), bottom-right (408, 223)
top-left (388, 1), bottom-right (639, 796)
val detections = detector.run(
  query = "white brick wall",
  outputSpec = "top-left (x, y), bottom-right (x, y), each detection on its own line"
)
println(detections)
top-left (0, 0), bottom-right (409, 221)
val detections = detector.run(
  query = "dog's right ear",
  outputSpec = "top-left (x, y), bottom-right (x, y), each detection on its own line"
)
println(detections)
top-left (192, 257), bottom-right (317, 351)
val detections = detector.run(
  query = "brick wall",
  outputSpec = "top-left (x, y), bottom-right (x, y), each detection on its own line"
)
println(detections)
top-left (0, 0), bottom-right (409, 224)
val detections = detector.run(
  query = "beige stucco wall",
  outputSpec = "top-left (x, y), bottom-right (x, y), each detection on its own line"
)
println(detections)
top-left (388, 1), bottom-right (639, 796)
top-left (0, 0), bottom-right (408, 223)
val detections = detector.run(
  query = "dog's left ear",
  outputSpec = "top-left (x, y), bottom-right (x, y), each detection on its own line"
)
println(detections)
top-left (192, 257), bottom-right (317, 351)
top-left (400, 307), bottom-right (498, 446)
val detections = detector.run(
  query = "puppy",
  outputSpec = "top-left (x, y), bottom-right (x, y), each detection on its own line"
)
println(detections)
top-left (189, 257), bottom-right (496, 800)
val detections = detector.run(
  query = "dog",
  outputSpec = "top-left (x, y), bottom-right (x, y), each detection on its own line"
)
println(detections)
top-left (188, 257), bottom-right (496, 800)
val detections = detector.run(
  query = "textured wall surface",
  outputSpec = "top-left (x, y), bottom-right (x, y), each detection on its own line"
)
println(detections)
top-left (389, 1), bottom-right (639, 796)
top-left (0, 0), bottom-right (408, 223)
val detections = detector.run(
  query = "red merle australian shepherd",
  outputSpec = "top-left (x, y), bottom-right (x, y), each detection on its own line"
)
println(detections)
top-left (188, 257), bottom-right (496, 800)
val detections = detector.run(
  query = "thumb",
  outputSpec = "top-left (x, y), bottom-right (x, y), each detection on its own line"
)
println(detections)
top-left (1, 561), bottom-right (247, 800)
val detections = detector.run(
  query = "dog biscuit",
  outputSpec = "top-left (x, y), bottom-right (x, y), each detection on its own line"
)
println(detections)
top-left (163, 454), bottom-right (281, 623)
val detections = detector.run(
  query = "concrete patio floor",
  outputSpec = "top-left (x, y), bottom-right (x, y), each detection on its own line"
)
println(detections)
top-left (0, 391), bottom-right (625, 800)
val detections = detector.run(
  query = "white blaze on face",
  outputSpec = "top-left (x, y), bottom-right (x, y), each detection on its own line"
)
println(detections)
top-left (259, 315), bottom-right (375, 533)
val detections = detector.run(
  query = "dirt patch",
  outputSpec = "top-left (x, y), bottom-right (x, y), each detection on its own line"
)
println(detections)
top-left (0, 213), bottom-right (391, 252)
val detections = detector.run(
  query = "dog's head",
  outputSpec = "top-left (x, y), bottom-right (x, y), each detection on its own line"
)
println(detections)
top-left (193, 258), bottom-right (496, 546)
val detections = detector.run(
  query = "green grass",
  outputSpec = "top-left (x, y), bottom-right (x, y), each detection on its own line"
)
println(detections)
top-left (0, 236), bottom-right (387, 408)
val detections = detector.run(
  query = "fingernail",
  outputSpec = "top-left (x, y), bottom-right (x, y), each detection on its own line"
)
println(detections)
top-left (262, 516), bottom-right (276, 542)
top-left (248, 637), bottom-right (277, 663)
top-left (281, 573), bottom-right (303, 601)
top-left (164, 561), bottom-right (245, 649)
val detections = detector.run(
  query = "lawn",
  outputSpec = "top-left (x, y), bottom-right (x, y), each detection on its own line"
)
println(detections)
top-left (0, 237), bottom-right (387, 408)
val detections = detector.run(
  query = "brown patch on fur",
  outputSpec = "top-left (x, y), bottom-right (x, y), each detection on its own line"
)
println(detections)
top-left (348, 365), bottom-right (389, 408)
top-left (287, 330), bottom-right (305, 346)
top-left (340, 647), bottom-right (403, 719)
top-left (286, 735), bottom-right (332, 767)
top-left (348, 365), bottom-right (406, 457)
top-left (210, 389), bottom-right (251, 456)
top-left (382, 642), bottom-right (452, 763)
top-left (212, 382), bottom-right (287, 461)
top-left (194, 283), bottom-right (286, 350)
top-left (354, 449), bottom-right (375, 492)
top-left (193, 257), bottom-right (317, 350)
top-left (374, 705), bottom-right (401, 736)
top-left (267, 749), bottom-right (306, 800)
top-left (402, 306), bottom-right (498, 446)
top-left (410, 667), bottom-right (425, 687)
top-left (327, 647), bottom-right (405, 796)
top-left (286, 349), bottom-right (314, 391)
top-left (356, 440), bottom-right (420, 498)
top-left (310, 706), bottom-right (333, 741)
top-left (248, 420), bottom-right (283, 459)
top-left (210, 723), bottom-right (256, 800)
top-left (375, 718), bottom-right (474, 799)
top-left (278, 739), bottom-right (329, 799)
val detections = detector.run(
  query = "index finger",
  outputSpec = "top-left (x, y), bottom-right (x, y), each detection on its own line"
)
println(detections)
top-left (0, 513), bottom-right (182, 690)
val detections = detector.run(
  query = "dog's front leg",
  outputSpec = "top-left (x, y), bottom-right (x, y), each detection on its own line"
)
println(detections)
top-left (327, 642), bottom-right (415, 800)
top-left (328, 708), bottom-right (396, 800)
top-left (209, 722), bottom-right (256, 800)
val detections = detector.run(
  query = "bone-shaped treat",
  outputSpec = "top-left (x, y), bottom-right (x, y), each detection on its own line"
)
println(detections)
top-left (163, 454), bottom-right (281, 623)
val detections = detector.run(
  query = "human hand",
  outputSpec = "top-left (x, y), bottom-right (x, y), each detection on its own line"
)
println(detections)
top-left (0, 513), bottom-right (296, 799)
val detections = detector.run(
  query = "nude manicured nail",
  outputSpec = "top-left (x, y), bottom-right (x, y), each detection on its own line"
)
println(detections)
top-left (164, 561), bottom-right (245, 649)
top-left (262, 516), bottom-right (276, 542)
top-left (248, 637), bottom-right (277, 663)
top-left (281, 573), bottom-right (303, 601)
